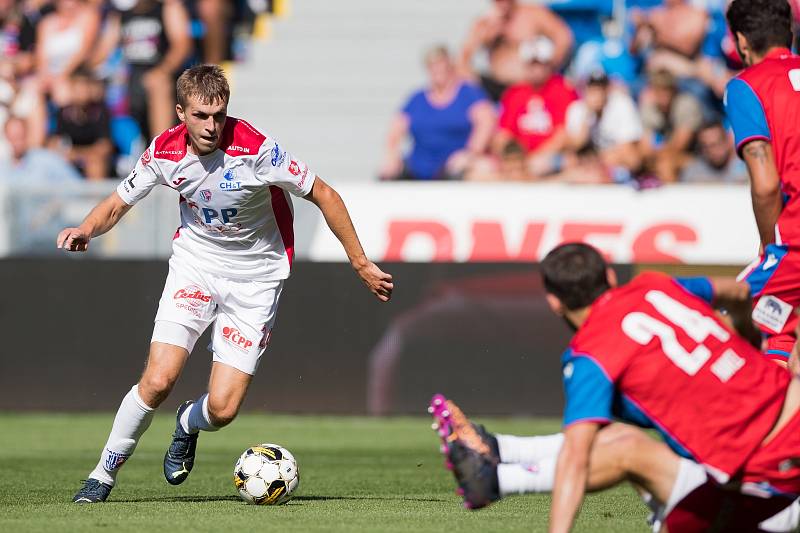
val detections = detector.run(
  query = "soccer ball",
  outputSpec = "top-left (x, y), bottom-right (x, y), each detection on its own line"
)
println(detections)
top-left (233, 443), bottom-right (299, 505)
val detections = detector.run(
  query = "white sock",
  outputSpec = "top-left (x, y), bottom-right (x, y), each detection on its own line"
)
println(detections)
top-left (496, 433), bottom-right (564, 464)
top-left (497, 459), bottom-right (557, 496)
top-left (88, 385), bottom-right (155, 486)
top-left (184, 394), bottom-right (219, 434)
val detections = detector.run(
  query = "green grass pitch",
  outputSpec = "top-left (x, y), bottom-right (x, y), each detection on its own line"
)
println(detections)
top-left (0, 413), bottom-right (648, 532)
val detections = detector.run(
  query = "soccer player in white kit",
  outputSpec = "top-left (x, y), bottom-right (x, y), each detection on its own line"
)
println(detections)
top-left (58, 65), bottom-right (394, 503)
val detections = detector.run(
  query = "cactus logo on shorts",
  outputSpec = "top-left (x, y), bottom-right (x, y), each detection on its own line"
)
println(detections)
top-left (173, 285), bottom-right (212, 317)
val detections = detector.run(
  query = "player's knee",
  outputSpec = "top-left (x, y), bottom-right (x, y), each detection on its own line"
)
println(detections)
top-left (206, 397), bottom-right (240, 427)
top-left (138, 374), bottom-right (176, 406)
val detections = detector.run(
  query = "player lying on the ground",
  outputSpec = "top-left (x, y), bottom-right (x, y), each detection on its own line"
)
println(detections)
top-left (725, 0), bottom-right (800, 361)
top-left (430, 243), bottom-right (800, 532)
top-left (58, 65), bottom-right (393, 503)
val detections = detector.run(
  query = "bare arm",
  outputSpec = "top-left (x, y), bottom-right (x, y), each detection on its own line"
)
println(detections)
top-left (90, 12), bottom-right (121, 68)
top-left (458, 20), bottom-right (490, 80)
top-left (158, 0), bottom-right (193, 74)
top-left (380, 113), bottom-right (409, 179)
top-left (550, 422), bottom-right (599, 533)
top-left (742, 140), bottom-right (782, 247)
top-left (305, 177), bottom-right (393, 302)
top-left (56, 192), bottom-right (132, 251)
top-left (466, 101), bottom-right (496, 154)
top-left (536, 8), bottom-right (574, 69)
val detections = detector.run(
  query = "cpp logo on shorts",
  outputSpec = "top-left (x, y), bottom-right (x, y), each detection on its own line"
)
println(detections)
top-left (222, 326), bottom-right (253, 352)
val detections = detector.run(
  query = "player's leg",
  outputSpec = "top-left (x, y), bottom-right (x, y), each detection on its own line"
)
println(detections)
top-left (73, 342), bottom-right (191, 503)
top-left (74, 258), bottom-right (215, 501)
top-left (164, 278), bottom-right (282, 485)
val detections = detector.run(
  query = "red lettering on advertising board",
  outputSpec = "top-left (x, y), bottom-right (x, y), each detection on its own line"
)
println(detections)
top-left (559, 223), bottom-right (624, 259)
top-left (385, 221), bottom-right (453, 261)
top-left (468, 221), bottom-right (545, 261)
top-left (632, 224), bottom-right (698, 263)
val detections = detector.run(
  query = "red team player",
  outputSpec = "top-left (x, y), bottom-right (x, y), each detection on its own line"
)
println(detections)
top-left (725, 0), bottom-right (800, 361)
top-left (58, 65), bottom-right (393, 503)
top-left (431, 244), bottom-right (800, 532)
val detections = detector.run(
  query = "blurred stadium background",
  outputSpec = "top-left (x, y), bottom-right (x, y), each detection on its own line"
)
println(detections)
top-left (0, 0), bottom-right (766, 417)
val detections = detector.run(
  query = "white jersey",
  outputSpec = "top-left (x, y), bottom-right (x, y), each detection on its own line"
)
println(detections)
top-left (117, 117), bottom-right (315, 281)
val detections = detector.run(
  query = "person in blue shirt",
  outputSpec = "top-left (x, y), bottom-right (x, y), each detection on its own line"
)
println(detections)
top-left (379, 45), bottom-right (495, 181)
top-left (0, 116), bottom-right (82, 183)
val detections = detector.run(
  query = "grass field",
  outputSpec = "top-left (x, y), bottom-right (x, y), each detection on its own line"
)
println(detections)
top-left (0, 413), bottom-right (648, 532)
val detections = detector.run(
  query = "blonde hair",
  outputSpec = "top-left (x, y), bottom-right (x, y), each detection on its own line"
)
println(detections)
top-left (176, 64), bottom-right (230, 108)
top-left (423, 44), bottom-right (450, 65)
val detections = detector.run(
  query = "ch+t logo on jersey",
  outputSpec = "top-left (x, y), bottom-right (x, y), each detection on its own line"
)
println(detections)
top-left (220, 168), bottom-right (242, 191)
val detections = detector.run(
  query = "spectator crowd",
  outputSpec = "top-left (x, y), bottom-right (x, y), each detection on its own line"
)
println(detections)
top-left (0, 0), bottom-right (275, 182)
top-left (381, 0), bottom-right (768, 185)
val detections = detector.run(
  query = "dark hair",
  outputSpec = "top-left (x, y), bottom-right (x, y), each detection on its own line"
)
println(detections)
top-left (727, 0), bottom-right (793, 56)
top-left (176, 64), bottom-right (230, 108)
top-left (698, 120), bottom-right (725, 133)
top-left (540, 243), bottom-right (610, 310)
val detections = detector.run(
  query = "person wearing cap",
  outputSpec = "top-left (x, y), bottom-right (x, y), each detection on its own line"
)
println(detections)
top-left (639, 69), bottom-right (704, 183)
top-left (493, 36), bottom-right (578, 180)
top-left (564, 70), bottom-right (643, 181)
top-left (459, 0), bottom-right (573, 102)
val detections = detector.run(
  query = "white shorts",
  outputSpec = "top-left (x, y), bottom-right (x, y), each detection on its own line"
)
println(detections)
top-left (151, 256), bottom-right (283, 375)
top-left (651, 459), bottom-right (800, 533)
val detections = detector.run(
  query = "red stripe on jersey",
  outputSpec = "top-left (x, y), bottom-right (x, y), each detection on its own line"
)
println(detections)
top-left (220, 117), bottom-right (266, 157)
top-left (269, 186), bottom-right (294, 266)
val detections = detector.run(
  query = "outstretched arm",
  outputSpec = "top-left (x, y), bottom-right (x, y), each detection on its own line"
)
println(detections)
top-left (550, 422), bottom-right (599, 533)
top-left (305, 177), bottom-right (393, 302)
top-left (56, 191), bottom-right (132, 252)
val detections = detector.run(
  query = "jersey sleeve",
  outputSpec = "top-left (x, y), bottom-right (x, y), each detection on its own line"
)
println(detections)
top-left (116, 143), bottom-right (164, 206)
top-left (674, 276), bottom-right (714, 304)
top-left (255, 139), bottom-right (316, 197)
top-left (561, 349), bottom-right (614, 428)
top-left (724, 78), bottom-right (771, 156)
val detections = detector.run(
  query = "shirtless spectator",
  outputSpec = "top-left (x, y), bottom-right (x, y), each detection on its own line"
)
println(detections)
top-left (630, 0), bottom-right (708, 72)
top-left (380, 46), bottom-right (495, 181)
top-left (493, 37), bottom-right (578, 180)
top-left (460, 0), bottom-right (572, 102)
top-left (640, 69), bottom-right (703, 183)
top-left (35, 0), bottom-right (100, 98)
top-left (565, 71), bottom-right (642, 180)
top-left (48, 69), bottom-right (112, 180)
top-left (94, 0), bottom-right (192, 140)
top-left (680, 121), bottom-right (747, 183)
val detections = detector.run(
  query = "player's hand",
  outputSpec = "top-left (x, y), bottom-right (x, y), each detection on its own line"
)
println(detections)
top-left (711, 277), bottom-right (751, 302)
top-left (355, 260), bottom-right (393, 302)
top-left (57, 227), bottom-right (91, 252)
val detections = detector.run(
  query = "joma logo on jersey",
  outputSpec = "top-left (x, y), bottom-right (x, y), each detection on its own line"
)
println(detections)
top-left (222, 326), bottom-right (253, 351)
top-left (202, 207), bottom-right (238, 224)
